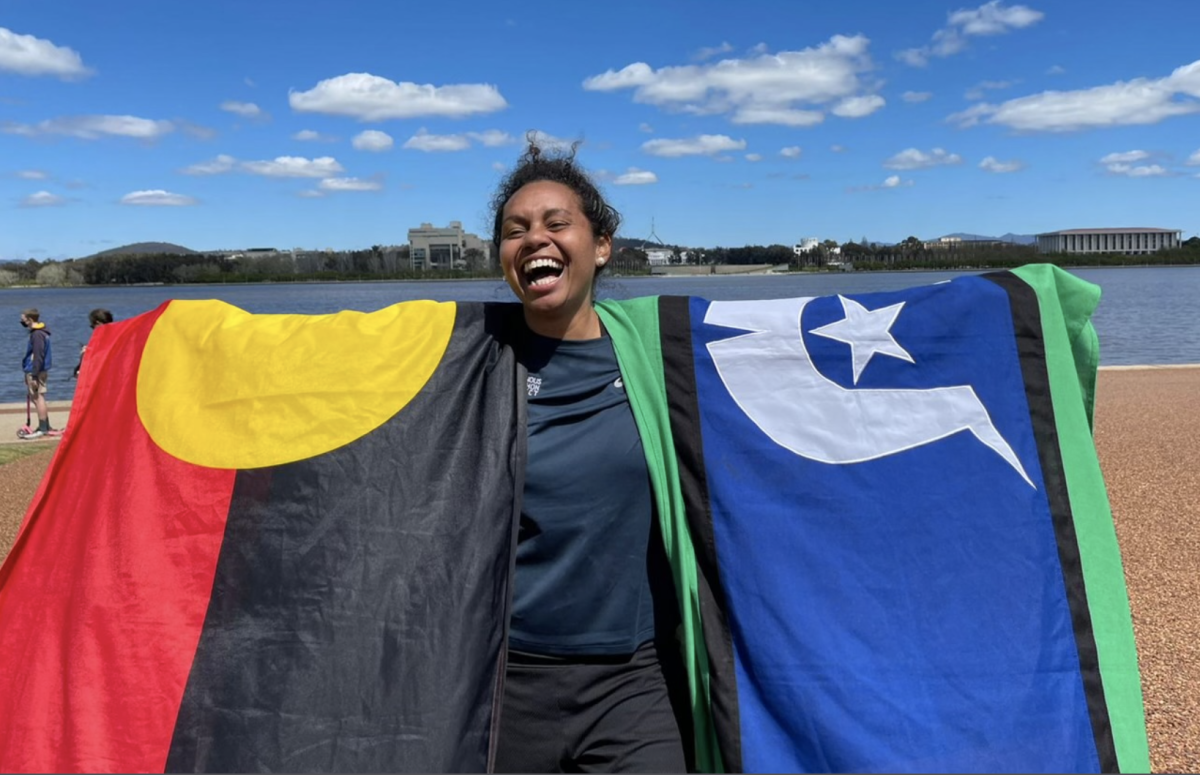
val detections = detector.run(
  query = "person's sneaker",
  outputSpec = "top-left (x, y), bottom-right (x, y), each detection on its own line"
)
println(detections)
top-left (19, 429), bottom-right (45, 439)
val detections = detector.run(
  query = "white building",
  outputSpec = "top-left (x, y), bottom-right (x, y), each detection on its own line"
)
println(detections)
top-left (407, 221), bottom-right (492, 270)
top-left (793, 238), bottom-right (819, 255)
top-left (645, 248), bottom-right (673, 266)
top-left (1036, 228), bottom-right (1180, 255)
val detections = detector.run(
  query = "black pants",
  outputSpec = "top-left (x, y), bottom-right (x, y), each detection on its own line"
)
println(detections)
top-left (493, 639), bottom-right (691, 773)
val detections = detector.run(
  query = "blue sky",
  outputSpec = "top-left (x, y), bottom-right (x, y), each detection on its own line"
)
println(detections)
top-left (3, 0), bottom-right (1199, 260)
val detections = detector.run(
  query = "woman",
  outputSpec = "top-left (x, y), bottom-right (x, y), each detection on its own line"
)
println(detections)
top-left (490, 140), bottom-right (690, 772)
top-left (72, 307), bottom-right (113, 379)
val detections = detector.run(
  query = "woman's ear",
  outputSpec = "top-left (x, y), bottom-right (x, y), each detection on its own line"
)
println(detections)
top-left (596, 235), bottom-right (612, 266)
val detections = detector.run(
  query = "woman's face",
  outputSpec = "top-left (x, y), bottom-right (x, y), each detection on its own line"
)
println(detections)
top-left (499, 180), bottom-right (610, 339)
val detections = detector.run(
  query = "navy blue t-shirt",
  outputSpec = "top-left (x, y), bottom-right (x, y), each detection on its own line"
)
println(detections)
top-left (509, 330), bottom-right (665, 656)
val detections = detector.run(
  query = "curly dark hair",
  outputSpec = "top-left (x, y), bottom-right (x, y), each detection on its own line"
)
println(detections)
top-left (489, 134), bottom-right (621, 269)
top-left (88, 308), bottom-right (114, 327)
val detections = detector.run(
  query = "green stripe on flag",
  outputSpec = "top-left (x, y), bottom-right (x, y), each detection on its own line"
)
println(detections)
top-left (1013, 264), bottom-right (1150, 773)
top-left (598, 298), bottom-right (723, 773)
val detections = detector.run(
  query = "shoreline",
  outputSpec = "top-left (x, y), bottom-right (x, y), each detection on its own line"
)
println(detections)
top-left (1, 367), bottom-right (1197, 772)
top-left (2, 261), bottom-right (1197, 292)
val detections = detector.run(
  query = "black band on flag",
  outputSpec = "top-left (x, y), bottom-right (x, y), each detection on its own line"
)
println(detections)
top-left (658, 295), bottom-right (743, 773)
top-left (985, 271), bottom-right (1119, 773)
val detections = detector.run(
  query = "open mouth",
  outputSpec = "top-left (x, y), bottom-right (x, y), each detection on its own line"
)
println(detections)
top-left (522, 257), bottom-right (565, 288)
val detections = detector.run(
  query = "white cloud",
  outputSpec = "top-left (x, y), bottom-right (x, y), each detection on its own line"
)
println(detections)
top-left (583, 35), bottom-right (882, 127)
top-left (1100, 150), bottom-right (1149, 164)
top-left (119, 189), bottom-right (198, 206)
top-left (220, 100), bottom-right (266, 119)
top-left (694, 41), bottom-right (734, 61)
top-left (949, 59), bottom-right (1200, 132)
top-left (181, 154), bottom-right (238, 175)
top-left (20, 190), bottom-right (66, 207)
top-left (242, 156), bottom-right (344, 178)
top-left (468, 129), bottom-right (516, 146)
top-left (1187, 149), bottom-right (1200, 165)
top-left (882, 175), bottom-right (906, 188)
top-left (642, 134), bottom-right (746, 157)
top-left (352, 129), bottom-right (394, 151)
top-left (0, 27), bottom-right (91, 79)
top-left (297, 189), bottom-right (326, 198)
top-left (831, 94), bottom-right (886, 117)
top-left (883, 147), bottom-right (963, 169)
top-left (319, 177), bottom-right (383, 191)
top-left (731, 106), bottom-right (825, 126)
top-left (1, 114), bottom-right (173, 139)
top-left (745, 153), bottom-right (763, 162)
top-left (1047, 64), bottom-right (1066, 75)
top-left (897, 1), bottom-right (1044, 66)
top-left (1105, 163), bottom-right (1169, 178)
top-left (403, 130), bottom-right (471, 152)
top-left (613, 168), bottom-right (659, 185)
top-left (780, 146), bottom-right (803, 158)
top-left (979, 155), bottom-right (1025, 173)
top-left (16, 169), bottom-right (47, 179)
top-left (491, 161), bottom-right (507, 172)
top-left (289, 72), bottom-right (507, 120)
top-left (1100, 151), bottom-right (1167, 177)
top-left (830, 144), bottom-right (847, 152)
top-left (639, 122), bottom-right (654, 133)
top-left (964, 79), bottom-right (1015, 100)
top-left (293, 129), bottom-right (336, 142)
top-left (902, 91), bottom-right (933, 103)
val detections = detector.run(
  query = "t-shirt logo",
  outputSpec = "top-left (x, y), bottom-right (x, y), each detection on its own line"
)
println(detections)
top-left (527, 376), bottom-right (543, 397)
top-left (613, 377), bottom-right (624, 391)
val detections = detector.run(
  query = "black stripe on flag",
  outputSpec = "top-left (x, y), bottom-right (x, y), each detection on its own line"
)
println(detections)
top-left (658, 295), bottom-right (743, 774)
top-left (166, 303), bottom-right (524, 773)
top-left (985, 271), bottom-right (1119, 773)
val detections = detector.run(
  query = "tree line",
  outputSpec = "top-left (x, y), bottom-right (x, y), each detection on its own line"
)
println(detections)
top-left (2, 237), bottom-right (1197, 287)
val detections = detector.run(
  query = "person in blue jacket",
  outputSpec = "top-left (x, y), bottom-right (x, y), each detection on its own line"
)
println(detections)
top-left (20, 307), bottom-right (54, 438)
top-left (488, 138), bottom-right (690, 772)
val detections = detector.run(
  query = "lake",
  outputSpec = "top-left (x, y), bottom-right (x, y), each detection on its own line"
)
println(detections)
top-left (1, 265), bottom-right (1196, 405)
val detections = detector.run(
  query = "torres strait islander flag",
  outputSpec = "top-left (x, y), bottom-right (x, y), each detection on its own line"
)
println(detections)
top-left (601, 264), bottom-right (1149, 774)
top-left (0, 300), bottom-right (524, 773)
top-left (0, 264), bottom-right (1148, 773)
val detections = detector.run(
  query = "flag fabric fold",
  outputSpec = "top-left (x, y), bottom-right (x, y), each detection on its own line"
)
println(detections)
top-left (0, 265), bottom-right (1147, 773)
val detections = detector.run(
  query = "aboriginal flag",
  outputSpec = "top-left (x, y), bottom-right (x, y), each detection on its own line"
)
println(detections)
top-left (0, 300), bottom-right (523, 773)
top-left (600, 264), bottom-right (1149, 773)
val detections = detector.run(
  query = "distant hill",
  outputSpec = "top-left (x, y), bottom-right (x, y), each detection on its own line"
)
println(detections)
top-left (83, 241), bottom-right (197, 259)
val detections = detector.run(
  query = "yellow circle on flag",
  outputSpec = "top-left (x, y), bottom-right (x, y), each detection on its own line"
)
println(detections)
top-left (138, 299), bottom-right (456, 469)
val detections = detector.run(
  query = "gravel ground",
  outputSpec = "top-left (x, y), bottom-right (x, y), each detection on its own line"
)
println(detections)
top-left (1, 368), bottom-right (1196, 772)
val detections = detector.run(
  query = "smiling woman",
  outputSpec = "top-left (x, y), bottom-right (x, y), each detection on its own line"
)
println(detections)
top-left (486, 139), bottom-right (691, 773)
top-left (491, 139), bottom-right (619, 340)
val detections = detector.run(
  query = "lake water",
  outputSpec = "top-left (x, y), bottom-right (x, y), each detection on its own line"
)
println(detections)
top-left (1, 265), bottom-right (1196, 405)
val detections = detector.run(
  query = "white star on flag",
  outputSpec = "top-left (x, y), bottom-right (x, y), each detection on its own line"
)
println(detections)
top-left (809, 296), bottom-right (914, 384)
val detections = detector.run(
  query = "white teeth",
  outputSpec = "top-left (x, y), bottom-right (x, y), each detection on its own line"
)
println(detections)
top-left (522, 257), bottom-right (564, 277)
top-left (530, 275), bottom-right (558, 287)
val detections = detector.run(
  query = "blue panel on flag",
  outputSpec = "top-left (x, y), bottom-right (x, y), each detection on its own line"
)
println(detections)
top-left (690, 276), bottom-right (1099, 773)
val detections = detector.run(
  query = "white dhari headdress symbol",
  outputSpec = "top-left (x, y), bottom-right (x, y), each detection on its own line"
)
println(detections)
top-left (705, 295), bottom-right (1035, 488)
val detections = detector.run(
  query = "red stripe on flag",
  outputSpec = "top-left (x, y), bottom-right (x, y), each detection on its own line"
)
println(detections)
top-left (0, 302), bottom-right (236, 773)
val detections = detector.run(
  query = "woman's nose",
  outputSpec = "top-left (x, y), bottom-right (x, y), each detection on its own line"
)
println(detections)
top-left (522, 223), bottom-right (550, 249)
